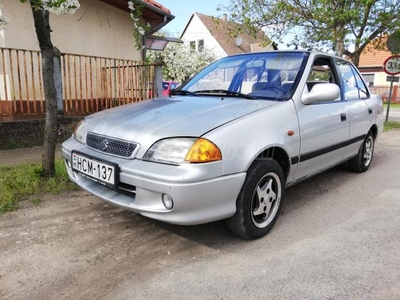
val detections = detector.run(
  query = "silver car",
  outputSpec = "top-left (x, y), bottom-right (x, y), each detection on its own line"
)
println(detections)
top-left (62, 51), bottom-right (384, 239)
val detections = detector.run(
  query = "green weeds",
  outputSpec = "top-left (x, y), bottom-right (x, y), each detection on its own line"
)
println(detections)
top-left (0, 159), bottom-right (78, 213)
top-left (384, 121), bottom-right (400, 132)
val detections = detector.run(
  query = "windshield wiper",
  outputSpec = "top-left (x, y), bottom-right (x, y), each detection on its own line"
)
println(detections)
top-left (192, 89), bottom-right (256, 99)
top-left (169, 90), bottom-right (196, 96)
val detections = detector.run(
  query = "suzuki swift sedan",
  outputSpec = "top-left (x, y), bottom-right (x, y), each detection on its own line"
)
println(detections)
top-left (62, 51), bottom-right (384, 239)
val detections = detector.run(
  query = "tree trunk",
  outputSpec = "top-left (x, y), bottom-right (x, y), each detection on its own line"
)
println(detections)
top-left (334, 24), bottom-right (345, 57)
top-left (334, 35), bottom-right (346, 57)
top-left (30, 6), bottom-right (58, 177)
top-left (335, 40), bottom-right (345, 57)
top-left (351, 44), bottom-right (361, 67)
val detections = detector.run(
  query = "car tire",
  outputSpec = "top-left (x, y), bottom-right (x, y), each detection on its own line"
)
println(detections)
top-left (348, 131), bottom-right (375, 173)
top-left (226, 159), bottom-right (285, 239)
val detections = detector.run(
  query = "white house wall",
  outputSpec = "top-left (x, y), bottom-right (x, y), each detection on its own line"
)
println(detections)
top-left (181, 14), bottom-right (226, 59)
top-left (1, 0), bottom-right (141, 60)
top-left (373, 72), bottom-right (399, 86)
top-left (361, 71), bottom-right (400, 86)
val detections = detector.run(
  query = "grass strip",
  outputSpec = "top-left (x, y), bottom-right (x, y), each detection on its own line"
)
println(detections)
top-left (0, 159), bottom-right (78, 213)
top-left (384, 121), bottom-right (400, 132)
top-left (383, 103), bottom-right (400, 108)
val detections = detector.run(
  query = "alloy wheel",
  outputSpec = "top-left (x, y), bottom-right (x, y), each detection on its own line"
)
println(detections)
top-left (251, 172), bottom-right (282, 228)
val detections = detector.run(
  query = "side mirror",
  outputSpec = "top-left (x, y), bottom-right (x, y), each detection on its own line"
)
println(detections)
top-left (302, 83), bottom-right (340, 104)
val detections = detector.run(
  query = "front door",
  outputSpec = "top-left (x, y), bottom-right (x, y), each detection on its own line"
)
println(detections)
top-left (293, 56), bottom-right (350, 181)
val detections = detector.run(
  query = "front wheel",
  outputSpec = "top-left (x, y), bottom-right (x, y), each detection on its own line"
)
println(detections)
top-left (349, 131), bottom-right (375, 173)
top-left (226, 159), bottom-right (285, 239)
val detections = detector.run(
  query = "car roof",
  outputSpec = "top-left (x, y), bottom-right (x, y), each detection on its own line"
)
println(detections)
top-left (227, 50), bottom-right (347, 61)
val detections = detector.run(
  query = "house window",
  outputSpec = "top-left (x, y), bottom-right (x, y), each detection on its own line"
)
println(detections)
top-left (362, 74), bottom-right (375, 87)
top-left (190, 41), bottom-right (196, 52)
top-left (198, 39), bottom-right (204, 51)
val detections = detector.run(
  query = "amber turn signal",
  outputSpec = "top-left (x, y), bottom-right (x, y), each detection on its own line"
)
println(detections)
top-left (185, 138), bottom-right (222, 163)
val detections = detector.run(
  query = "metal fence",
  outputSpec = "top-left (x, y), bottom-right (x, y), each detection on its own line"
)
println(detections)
top-left (370, 85), bottom-right (399, 103)
top-left (0, 47), bottom-right (155, 120)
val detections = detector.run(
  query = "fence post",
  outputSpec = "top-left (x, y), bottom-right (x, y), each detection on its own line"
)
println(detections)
top-left (393, 85), bottom-right (398, 103)
top-left (53, 47), bottom-right (63, 114)
top-left (153, 60), bottom-right (163, 98)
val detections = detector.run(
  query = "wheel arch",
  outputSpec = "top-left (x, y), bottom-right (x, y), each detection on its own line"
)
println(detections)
top-left (370, 124), bottom-right (378, 139)
top-left (251, 146), bottom-right (291, 180)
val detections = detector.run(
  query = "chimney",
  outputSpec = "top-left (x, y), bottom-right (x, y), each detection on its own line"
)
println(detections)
top-left (222, 14), bottom-right (227, 21)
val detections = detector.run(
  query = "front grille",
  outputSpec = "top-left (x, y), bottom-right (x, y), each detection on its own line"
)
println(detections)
top-left (86, 133), bottom-right (137, 158)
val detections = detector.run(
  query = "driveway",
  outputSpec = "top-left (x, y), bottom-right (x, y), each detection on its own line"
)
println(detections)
top-left (1, 131), bottom-right (400, 300)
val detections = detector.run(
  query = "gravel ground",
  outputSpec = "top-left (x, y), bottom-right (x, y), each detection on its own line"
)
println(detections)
top-left (1, 130), bottom-right (400, 300)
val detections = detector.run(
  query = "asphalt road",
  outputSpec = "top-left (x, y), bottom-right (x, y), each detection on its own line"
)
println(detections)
top-left (385, 106), bottom-right (400, 122)
top-left (1, 131), bottom-right (400, 300)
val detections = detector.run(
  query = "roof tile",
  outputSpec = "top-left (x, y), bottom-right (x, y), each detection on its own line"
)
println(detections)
top-left (142, 0), bottom-right (171, 14)
top-left (359, 38), bottom-right (392, 67)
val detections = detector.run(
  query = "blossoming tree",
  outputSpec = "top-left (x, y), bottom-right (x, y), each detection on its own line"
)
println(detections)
top-left (0, 4), bottom-right (8, 29)
top-left (148, 42), bottom-right (217, 83)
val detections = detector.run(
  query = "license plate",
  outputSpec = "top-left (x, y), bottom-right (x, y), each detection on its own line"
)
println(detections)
top-left (71, 151), bottom-right (118, 189)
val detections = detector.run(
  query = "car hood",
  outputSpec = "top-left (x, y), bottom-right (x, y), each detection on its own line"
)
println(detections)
top-left (84, 96), bottom-right (276, 151)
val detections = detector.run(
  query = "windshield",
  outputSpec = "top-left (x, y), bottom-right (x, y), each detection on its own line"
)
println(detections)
top-left (179, 52), bottom-right (309, 101)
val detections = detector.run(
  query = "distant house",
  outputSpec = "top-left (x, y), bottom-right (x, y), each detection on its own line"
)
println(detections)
top-left (358, 38), bottom-right (399, 102)
top-left (358, 38), bottom-right (398, 87)
top-left (180, 12), bottom-right (274, 59)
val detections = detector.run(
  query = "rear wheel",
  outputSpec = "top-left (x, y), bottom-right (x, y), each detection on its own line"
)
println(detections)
top-left (349, 131), bottom-right (375, 173)
top-left (226, 159), bottom-right (285, 239)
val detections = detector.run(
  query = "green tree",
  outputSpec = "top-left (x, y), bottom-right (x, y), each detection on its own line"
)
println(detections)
top-left (218, 0), bottom-right (400, 66)
top-left (19, 0), bottom-right (80, 177)
top-left (147, 42), bottom-right (217, 83)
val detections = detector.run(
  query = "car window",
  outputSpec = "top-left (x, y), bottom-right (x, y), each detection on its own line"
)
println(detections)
top-left (162, 82), bottom-right (169, 90)
top-left (335, 59), bottom-right (369, 100)
top-left (182, 52), bottom-right (309, 101)
top-left (306, 56), bottom-right (341, 101)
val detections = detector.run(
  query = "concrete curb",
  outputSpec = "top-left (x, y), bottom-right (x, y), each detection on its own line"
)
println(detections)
top-left (0, 145), bottom-right (63, 167)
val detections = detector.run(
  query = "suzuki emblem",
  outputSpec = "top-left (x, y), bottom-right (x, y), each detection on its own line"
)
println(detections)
top-left (100, 139), bottom-right (109, 151)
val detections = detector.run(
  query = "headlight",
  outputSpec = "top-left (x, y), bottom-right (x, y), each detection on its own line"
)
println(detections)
top-left (73, 119), bottom-right (86, 143)
top-left (144, 138), bottom-right (196, 164)
top-left (144, 138), bottom-right (222, 165)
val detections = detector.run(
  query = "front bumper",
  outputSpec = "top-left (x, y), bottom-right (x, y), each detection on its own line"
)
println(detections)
top-left (62, 138), bottom-right (246, 225)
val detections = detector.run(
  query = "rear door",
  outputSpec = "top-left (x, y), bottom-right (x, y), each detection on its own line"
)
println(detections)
top-left (334, 59), bottom-right (372, 160)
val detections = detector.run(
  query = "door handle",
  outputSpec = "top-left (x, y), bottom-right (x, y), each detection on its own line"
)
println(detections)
top-left (340, 113), bottom-right (347, 122)
top-left (368, 107), bottom-right (373, 114)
